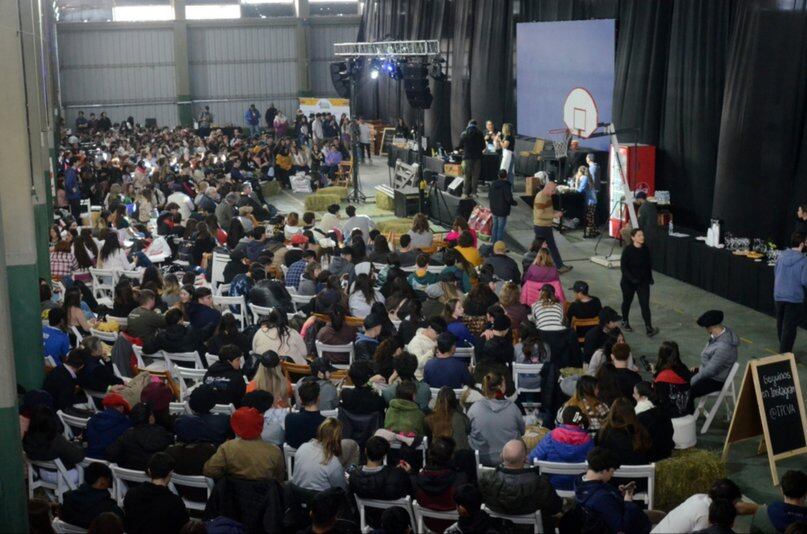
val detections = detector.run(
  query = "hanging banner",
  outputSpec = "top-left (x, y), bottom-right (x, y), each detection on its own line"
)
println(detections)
top-left (298, 97), bottom-right (351, 118)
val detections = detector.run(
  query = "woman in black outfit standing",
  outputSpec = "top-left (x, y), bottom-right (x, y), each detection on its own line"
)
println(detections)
top-left (620, 228), bottom-right (659, 337)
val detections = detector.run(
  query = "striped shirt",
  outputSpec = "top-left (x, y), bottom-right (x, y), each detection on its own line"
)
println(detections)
top-left (532, 302), bottom-right (565, 331)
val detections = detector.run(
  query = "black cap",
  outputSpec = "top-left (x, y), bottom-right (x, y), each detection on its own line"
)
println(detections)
top-left (697, 310), bottom-right (724, 328)
top-left (310, 357), bottom-right (336, 375)
top-left (635, 191), bottom-right (648, 200)
top-left (569, 280), bottom-right (589, 294)
top-left (599, 306), bottom-right (621, 324)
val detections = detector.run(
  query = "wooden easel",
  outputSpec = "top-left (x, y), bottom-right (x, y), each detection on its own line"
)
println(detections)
top-left (722, 353), bottom-right (807, 485)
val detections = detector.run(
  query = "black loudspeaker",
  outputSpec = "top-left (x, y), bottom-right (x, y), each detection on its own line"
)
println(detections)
top-left (403, 63), bottom-right (433, 109)
top-left (428, 188), bottom-right (476, 226)
top-left (330, 62), bottom-right (351, 98)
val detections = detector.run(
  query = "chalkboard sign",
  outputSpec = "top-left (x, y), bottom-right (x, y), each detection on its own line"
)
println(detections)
top-left (757, 358), bottom-right (805, 455)
top-left (723, 353), bottom-right (807, 485)
top-left (379, 128), bottom-right (396, 156)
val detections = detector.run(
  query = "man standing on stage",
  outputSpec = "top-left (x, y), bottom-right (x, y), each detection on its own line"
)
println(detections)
top-left (774, 232), bottom-right (807, 353)
top-left (458, 119), bottom-right (484, 199)
top-left (533, 180), bottom-right (572, 274)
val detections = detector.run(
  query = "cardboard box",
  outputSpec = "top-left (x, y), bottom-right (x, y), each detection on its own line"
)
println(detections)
top-left (525, 175), bottom-right (541, 196)
top-left (444, 163), bottom-right (463, 177)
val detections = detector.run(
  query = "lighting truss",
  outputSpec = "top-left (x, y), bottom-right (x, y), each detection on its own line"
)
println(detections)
top-left (334, 40), bottom-right (440, 57)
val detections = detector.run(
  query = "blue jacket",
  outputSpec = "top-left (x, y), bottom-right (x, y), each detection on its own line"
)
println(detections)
top-left (42, 325), bottom-right (71, 365)
top-left (774, 249), bottom-right (807, 303)
top-left (574, 476), bottom-right (651, 534)
top-left (244, 108), bottom-right (260, 126)
top-left (577, 175), bottom-right (597, 206)
top-left (86, 409), bottom-right (133, 459)
top-left (528, 425), bottom-right (593, 490)
top-left (65, 168), bottom-right (81, 200)
top-left (186, 302), bottom-right (222, 336)
top-left (447, 320), bottom-right (475, 348)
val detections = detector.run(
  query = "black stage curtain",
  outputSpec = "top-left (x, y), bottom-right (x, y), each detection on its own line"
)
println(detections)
top-left (355, 0), bottom-right (807, 243)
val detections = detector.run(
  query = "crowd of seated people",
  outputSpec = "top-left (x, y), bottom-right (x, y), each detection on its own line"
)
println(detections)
top-left (25, 120), bottom-right (789, 534)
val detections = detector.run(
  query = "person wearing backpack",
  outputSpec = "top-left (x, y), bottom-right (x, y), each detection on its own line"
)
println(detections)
top-left (573, 447), bottom-right (652, 534)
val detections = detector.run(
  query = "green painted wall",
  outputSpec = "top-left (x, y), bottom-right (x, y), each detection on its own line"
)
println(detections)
top-left (8, 264), bottom-right (44, 390)
top-left (0, 407), bottom-right (28, 533)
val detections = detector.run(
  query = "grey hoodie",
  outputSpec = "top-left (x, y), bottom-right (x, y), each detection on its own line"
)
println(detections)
top-left (467, 398), bottom-right (525, 467)
top-left (692, 326), bottom-right (739, 385)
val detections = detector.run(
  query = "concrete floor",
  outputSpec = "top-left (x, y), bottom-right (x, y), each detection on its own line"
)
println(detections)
top-left (272, 159), bottom-right (806, 507)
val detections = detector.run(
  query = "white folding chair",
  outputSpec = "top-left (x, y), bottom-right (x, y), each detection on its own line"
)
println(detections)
top-left (355, 495), bottom-right (416, 532)
top-left (315, 340), bottom-right (354, 370)
top-left (105, 316), bottom-right (128, 329)
top-left (205, 353), bottom-right (219, 367)
top-left (110, 464), bottom-right (151, 506)
top-left (291, 293), bottom-right (312, 312)
top-left (45, 355), bottom-right (57, 367)
top-left (453, 347), bottom-right (473, 363)
top-left (428, 387), bottom-right (466, 409)
top-left (412, 500), bottom-right (459, 533)
top-left (162, 351), bottom-right (205, 372)
top-left (169, 402), bottom-right (189, 416)
top-left (216, 283), bottom-right (231, 296)
top-left (210, 251), bottom-right (229, 293)
top-left (213, 295), bottom-right (248, 328)
top-left (90, 328), bottom-right (119, 344)
top-left (387, 437), bottom-right (428, 466)
top-left (117, 269), bottom-right (144, 285)
top-left (482, 505), bottom-right (543, 533)
top-left (57, 410), bottom-right (90, 440)
top-left (283, 443), bottom-right (298, 479)
top-left (513, 363), bottom-right (543, 410)
top-left (52, 517), bottom-right (87, 534)
top-left (170, 473), bottom-right (215, 511)
top-left (400, 265), bottom-right (417, 273)
top-left (248, 303), bottom-right (273, 324)
top-left (89, 268), bottom-right (116, 304)
top-left (534, 460), bottom-right (588, 499)
top-left (131, 345), bottom-right (146, 369)
top-left (70, 326), bottom-right (84, 344)
top-left (172, 366), bottom-right (208, 399)
top-left (26, 458), bottom-right (80, 501)
top-left (695, 362), bottom-right (739, 434)
top-left (475, 449), bottom-right (495, 480)
top-left (208, 403), bottom-right (236, 415)
top-left (81, 389), bottom-right (106, 413)
top-left (321, 408), bottom-right (339, 418)
top-left (612, 463), bottom-right (656, 509)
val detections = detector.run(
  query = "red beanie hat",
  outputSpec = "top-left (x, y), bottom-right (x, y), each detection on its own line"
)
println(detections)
top-left (102, 392), bottom-right (131, 414)
top-left (230, 407), bottom-right (263, 440)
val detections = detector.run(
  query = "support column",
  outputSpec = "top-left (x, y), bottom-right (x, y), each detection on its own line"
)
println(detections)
top-left (173, 0), bottom-right (193, 126)
top-left (0, 2), bottom-right (39, 530)
top-left (20, 0), bottom-right (54, 281)
top-left (295, 0), bottom-right (312, 96)
top-left (1, 0), bottom-right (46, 393)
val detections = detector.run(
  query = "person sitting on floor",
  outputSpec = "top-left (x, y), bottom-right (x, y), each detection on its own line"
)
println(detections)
top-left (750, 469), bottom-right (807, 534)
top-left (60, 462), bottom-right (123, 528)
top-left (633, 381), bottom-right (674, 462)
top-left (123, 452), bottom-right (189, 534)
top-left (574, 447), bottom-right (652, 534)
top-left (479, 439), bottom-right (562, 525)
top-left (652, 478), bottom-right (751, 533)
top-left (203, 407), bottom-right (285, 481)
top-left (694, 498), bottom-right (739, 534)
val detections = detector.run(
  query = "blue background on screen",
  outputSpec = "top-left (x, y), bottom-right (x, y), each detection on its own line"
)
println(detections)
top-left (516, 19), bottom-right (615, 151)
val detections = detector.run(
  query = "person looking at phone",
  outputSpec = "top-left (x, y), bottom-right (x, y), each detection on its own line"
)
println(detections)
top-left (575, 447), bottom-right (652, 534)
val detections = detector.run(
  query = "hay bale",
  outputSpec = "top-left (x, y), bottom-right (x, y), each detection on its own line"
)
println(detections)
top-left (260, 180), bottom-right (281, 198)
top-left (376, 192), bottom-right (395, 211)
top-left (522, 424), bottom-right (550, 451)
top-left (305, 194), bottom-right (341, 212)
top-left (317, 186), bottom-right (348, 199)
top-left (655, 448), bottom-right (726, 512)
top-left (377, 218), bottom-right (415, 235)
top-left (560, 367), bottom-right (584, 378)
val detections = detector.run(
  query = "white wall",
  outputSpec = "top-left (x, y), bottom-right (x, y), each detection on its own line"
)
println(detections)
top-left (57, 18), bottom-right (359, 128)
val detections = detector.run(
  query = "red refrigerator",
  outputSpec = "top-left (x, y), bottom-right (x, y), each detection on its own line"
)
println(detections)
top-left (608, 144), bottom-right (656, 238)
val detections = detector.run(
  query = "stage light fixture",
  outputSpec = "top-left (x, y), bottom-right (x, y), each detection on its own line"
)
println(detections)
top-left (370, 69), bottom-right (379, 79)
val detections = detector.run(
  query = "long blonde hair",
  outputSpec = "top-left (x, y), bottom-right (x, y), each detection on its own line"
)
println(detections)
top-left (317, 418), bottom-right (343, 464)
top-left (501, 123), bottom-right (513, 136)
top-left (427, 387), bottom-right (460, 440)
top-left (499, 281), bottom-right (520, 307)
top-left (534, 248), bottom-right (554, 268)
top-left (438, 281), bottom-right (463, 304)
top-left (253, 363), bottom-right (289, 404)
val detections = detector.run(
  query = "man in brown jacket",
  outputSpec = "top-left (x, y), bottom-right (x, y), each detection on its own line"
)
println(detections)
top-left (533, 180), bottom-right (571, 274)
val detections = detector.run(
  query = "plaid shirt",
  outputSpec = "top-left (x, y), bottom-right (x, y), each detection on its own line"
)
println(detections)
top-left (285, 259), bottom-right (308, 290)
top-left (50, 251), bottom-right (79, 279)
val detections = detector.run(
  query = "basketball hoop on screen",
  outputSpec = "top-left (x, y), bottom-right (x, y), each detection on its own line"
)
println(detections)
top-left (547, 87), bottom-right (600, 160)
